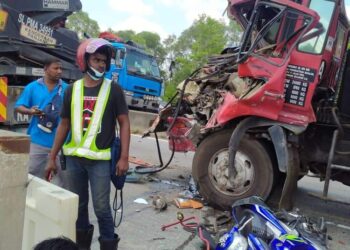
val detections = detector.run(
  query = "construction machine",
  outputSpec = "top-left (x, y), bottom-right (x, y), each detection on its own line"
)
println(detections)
top-left (0, 0), bottom-right (82, 127)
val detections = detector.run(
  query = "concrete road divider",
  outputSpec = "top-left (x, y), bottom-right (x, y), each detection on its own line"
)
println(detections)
top-left (129, 110), bottom-right (157, 134)
top-left (0, 130), bottom-right (29, 250)
top-left (22, 175), bottom-right (78, 250)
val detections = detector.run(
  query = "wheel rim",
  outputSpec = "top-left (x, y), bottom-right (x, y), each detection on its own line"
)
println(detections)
top-left (208, 148), bottom-right (255, 197)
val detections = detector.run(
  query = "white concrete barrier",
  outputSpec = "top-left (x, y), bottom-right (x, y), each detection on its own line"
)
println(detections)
top-left (0, 130), bottom-right (29, 250)
top-left (22, 175), bottom-right (78, 250)
top-left (129, 110), bottom-right (157, 133)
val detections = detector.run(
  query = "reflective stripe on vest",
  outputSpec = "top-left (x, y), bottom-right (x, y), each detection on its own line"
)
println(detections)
top-left (63, 79), bottom-right (112, 160)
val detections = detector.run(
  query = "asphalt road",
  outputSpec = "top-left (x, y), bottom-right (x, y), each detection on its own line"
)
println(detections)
top-left (88, 134), bottom-right (350, 250)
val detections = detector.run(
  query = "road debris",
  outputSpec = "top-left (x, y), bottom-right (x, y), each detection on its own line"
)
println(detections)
top-left (188, 175), bottom-right (199, 196)
top-left (133, 198), bottom-right (148, 205)
top-left (161, 179), bottom-right (182, 187)
top-left (151, 195), bottom-right (168, 211)
top-left (178, 190), bottom-right (195, 199)
top-left (128, 156), bottom-right (153, 167)
top-left (125, 168), bottom-right (143, 183)
top-left (174, 198), bottom-right (203, 209)
top-left (161, 212), bottom-right (213, 249)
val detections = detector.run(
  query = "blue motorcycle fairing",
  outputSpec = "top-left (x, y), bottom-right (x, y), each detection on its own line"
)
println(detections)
top-left (270, 235), bottom-right (317, 250)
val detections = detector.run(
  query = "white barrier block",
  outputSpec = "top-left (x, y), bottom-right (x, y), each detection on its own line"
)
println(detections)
top-left (0, 130), bottom-right (29, 250)
top-left (22, 175), bottom-right (78, 250)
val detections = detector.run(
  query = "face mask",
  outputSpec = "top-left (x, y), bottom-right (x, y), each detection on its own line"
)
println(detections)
top-left (87, 65), bottom-right (105, 81)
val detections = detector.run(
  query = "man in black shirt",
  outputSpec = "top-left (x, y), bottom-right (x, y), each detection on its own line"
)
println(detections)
top-left (46, 38), bottom-right (130, 250)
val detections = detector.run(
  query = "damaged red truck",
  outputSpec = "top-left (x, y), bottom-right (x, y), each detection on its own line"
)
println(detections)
top-left (147, 0), bottom-right (350, 210)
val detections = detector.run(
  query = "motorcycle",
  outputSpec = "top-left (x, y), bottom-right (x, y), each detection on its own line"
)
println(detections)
top-left (216, 196), bottom-right (327, 250)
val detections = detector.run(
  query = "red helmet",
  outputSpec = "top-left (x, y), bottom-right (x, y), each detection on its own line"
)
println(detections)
top-left (76, 38), bottom-right (115, 72)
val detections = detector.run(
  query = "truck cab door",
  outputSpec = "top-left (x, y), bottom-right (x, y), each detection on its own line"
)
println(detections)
top-left (279, 0), bottom-right (345, 125)
top-left (109, 47), bottom-right (126, 84)
top-left (214, 0), bottom-right (320, 125)
top-left (115, 48), bottom-right (126, 69)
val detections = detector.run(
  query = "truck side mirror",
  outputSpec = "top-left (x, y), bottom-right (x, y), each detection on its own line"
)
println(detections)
top-left (115, 49), bottom-right (126, 68)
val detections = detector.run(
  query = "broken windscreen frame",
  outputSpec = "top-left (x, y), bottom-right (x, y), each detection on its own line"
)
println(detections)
top-left (237, 1), bottom-right (315, 67)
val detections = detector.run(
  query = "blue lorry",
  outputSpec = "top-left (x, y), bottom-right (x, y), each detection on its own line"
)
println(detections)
top-left (105, 39), bottom-right (163, 113)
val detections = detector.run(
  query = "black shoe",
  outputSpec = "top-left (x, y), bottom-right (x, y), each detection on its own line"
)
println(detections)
top-left (76, 224), bottom-right (94, 250)
top-left (99, 234), bottom-right (120, 250)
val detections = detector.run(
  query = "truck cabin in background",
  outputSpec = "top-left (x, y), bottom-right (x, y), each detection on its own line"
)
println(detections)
top-left (100, 32), bottom-right (163, 113)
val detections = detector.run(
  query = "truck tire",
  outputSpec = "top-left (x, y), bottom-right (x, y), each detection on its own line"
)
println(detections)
top-left (192, 130), bottom-right (274, 210)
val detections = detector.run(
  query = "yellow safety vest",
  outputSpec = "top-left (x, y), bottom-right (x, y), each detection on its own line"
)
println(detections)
top-left (63, 79), bottom-right (112, 160)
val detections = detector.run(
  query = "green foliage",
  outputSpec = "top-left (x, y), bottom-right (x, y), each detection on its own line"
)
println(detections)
top-left (136, 32), bottom-right (166, 66)
top-left (163, 15), bottom-right (228, 100)
top-left (66, 11), bottom-right (100, 40)
top-left (116, 30), bottom-right (137, 41)
top-left (136, 31), bottom-right (161, 52)
top-left (164, 82), bottom-right (178, 101)
top-left (226, 20), bottom-right (243, 46)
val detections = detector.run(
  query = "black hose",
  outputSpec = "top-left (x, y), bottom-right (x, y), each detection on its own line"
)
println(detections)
top-left (134, 68), bottom-right (198, 175)
top-left (134, 134), bottom-right (175, 174)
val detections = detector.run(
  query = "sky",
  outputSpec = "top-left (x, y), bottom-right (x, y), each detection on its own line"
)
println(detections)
top-left (81, 0), bottom-right (228, 40)
top-left (82, 0), bottom-right (350, 41)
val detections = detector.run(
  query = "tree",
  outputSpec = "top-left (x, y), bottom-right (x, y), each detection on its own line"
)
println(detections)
top-left (163, 34), bottom-right (177, 76)
top-left (136, 31), bottom-right (166, 66)
top-left (136, 32), bottom-right (161, 52)
top-left (66, 11), bottom-right (100, 40)
top-left (163, 14), bottom-right (228, 100)
top-left (226, 20), bottom-right (243, 47)
top-left (113, 30), bottom-right (167, 77)
top-left (116, 30), bottom-right (137, 42)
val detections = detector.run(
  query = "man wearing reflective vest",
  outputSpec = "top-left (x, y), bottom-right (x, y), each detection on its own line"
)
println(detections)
top-left (46, 38), bottom-right (130, 250)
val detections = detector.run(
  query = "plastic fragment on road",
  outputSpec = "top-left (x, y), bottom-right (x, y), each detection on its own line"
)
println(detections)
top-left (161, 179), bottom-right (181, 187)
top-left (174, 198), bottom-right (203, 209)
top-left (178, 190), bottom-right (195, 199)
top-left (134, 198), bottom-right (148, 204)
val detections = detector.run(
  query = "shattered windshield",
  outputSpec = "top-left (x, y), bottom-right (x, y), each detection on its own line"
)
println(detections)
top-left (238, 2), bottom-right (313, 65)
top-left (126, 49), bottom-right (161, 79)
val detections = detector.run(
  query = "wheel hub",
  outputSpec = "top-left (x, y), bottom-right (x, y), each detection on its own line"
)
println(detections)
top-left (209, 148), bottom-right (254, 196)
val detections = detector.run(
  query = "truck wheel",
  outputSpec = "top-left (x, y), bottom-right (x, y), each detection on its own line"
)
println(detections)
top-left (192, 130), bottom-right (274, 210)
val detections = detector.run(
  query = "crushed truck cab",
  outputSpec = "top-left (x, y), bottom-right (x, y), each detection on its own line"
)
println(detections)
top-left (149, 0), bottom-right (350, 210)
